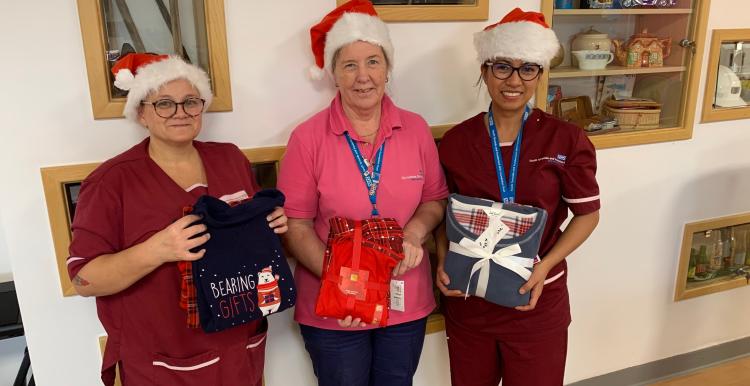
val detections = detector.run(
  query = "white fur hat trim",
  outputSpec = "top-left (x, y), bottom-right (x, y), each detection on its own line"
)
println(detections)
top-left (122, 56), bottom-right (213, 122)
top-left (474, 21), bottom-right (559, 67)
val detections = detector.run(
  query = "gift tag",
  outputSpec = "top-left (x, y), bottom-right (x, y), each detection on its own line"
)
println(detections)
top-left (339, 267), bottom-right (369, 301)
top-left (390, 279), bottom-right (405, 312)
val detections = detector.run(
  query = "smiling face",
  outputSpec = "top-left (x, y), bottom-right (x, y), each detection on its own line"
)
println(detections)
top-left (332, 40), bottom-right (389, 117)
top-left (138, 78), bottom-right (203, 146)
top-left (482, 58), bottom-right (541, 114)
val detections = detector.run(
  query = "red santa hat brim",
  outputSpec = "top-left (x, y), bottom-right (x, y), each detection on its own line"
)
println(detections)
top-left (474, 8), bottom-right (559, 68)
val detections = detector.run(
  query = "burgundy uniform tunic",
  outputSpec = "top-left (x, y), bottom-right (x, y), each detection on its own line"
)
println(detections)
top-left (68, 138), bottom-right (266, 386)
top-left (438, 109), bottom-right (600, 386)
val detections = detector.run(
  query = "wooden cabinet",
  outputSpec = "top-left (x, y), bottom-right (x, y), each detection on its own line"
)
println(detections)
top-left (536, 0), bottom-right (710, 149)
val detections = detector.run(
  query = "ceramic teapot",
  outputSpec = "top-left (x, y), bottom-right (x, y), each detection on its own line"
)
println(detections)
top-left (571, 27), bottom-right (611, 67)
top-left (612, 28), bottom-right (672, 68)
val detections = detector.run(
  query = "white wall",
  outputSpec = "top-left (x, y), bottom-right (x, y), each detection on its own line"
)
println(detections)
top-left (0, 1), bottom-right (748, 385)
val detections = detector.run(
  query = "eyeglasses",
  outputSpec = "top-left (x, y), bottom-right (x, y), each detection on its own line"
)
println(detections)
top-left (484, 62), bottom-right (543, 81)
top-left (141, 97), bottom-right (205, 119)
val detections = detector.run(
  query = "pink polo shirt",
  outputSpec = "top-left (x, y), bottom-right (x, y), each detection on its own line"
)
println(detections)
top-left (277, 93), bottom-right (448, 330)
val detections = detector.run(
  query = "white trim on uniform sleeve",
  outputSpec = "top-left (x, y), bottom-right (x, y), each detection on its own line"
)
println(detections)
top-left (66, 257), bottom-right (86, 266)
top-left (562, 195), bottom-right (599, 204)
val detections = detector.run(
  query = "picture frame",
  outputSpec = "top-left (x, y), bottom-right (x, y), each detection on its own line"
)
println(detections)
top-left (335, 0), bottom-right (488, 22)
top-left (42, 138), bottom-right (451, 333)
top-left (76, 0), bottom-right (232, 119)
top-left (701, 29), bottom-right (750, 123)
top-left (674, 212), bottom-right (750, 301)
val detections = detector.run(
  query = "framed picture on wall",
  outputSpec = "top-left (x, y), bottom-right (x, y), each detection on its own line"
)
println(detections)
top-left (674, 212), bottom-right (750, 301)
top-left (701, 29), bottom-right (750, 123)
top-left (41, 145), bottom-right (450, 334)
top-left (77, 0), bottom-right (232, 119)
top-left (335, 0), bottom-right (488, 21)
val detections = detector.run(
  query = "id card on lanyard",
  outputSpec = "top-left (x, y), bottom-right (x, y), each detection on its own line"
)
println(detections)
top-left (487, 104), bottom-right (530, 203)
top-left (344, 132), bottom-right (385, 217)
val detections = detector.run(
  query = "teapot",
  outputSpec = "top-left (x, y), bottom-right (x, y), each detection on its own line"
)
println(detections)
top-left (571, 27), bottom-right (611, 67)
top-left (611, 28), bottom-right (672, 68)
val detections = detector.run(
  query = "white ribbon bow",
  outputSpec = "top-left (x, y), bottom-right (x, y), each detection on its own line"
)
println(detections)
top-left (448, 207), bottom-right (533, 298)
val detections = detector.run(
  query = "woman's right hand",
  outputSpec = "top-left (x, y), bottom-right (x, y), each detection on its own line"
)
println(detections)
top-left (337, 315), bottom-right (367, 328)
top-left (436, 263), bottom-right (465, 297)
top-left (147, 214), bottom-right (210, 263)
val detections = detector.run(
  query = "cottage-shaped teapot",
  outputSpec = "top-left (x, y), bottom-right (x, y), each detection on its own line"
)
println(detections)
top-left (612, 29), bottom-right (672, 67)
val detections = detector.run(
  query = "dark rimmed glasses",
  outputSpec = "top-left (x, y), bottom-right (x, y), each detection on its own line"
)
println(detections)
top-left (141, 97), bottom-right (205, 119)
top-left (484, 62), bottom-right (543, 81)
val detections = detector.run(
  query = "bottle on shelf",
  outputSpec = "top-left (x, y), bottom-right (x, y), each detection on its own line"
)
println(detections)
top-left (711, 232), bottom-right (723, 271)
top-left (732, 228), bottom-right (745, 268)
top-left (722, 228), bottom-right (733, 269)
top-left (696, 244), bottom-right (709, 275)
top-left (687, 247), bottom-right (697, 279)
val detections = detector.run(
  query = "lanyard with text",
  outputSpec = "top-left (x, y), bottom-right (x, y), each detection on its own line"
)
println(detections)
top-left (487, 104), bottom-right (530, 203)
top-left (344, 131), bottom-right (385, 217)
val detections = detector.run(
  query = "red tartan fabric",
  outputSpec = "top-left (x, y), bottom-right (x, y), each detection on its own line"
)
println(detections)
top-left (453, 206), bottom-right (534, 238)
top-left (178, 205), bottom-right (200, 328)
top-left (315, 217), bottom-right (404, 326)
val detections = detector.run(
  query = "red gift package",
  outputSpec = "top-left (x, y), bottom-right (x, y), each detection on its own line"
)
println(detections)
top-left (315, 217), bottom-right (404, 326)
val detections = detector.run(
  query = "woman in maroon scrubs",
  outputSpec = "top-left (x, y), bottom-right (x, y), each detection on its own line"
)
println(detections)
top-left (437, 8), bottom-right (601, 386)
top-left (67, 54), bottom-right (287, 386)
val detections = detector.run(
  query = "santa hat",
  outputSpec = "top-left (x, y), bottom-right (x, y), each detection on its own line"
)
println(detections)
top-left (474, 8), bottom-right (560, 68)
top-left (111, 53), bottom-right (213, 121)
top-left (309, 0), bottom-right (393, 80)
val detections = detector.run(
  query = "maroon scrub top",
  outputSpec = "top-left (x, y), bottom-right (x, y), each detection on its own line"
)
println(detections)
top-left (438, 109), bottom-right (600, 335)
top-left (68, 138), bottom-right (266, 386)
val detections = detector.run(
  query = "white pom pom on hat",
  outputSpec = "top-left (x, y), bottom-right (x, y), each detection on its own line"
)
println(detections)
top-left (110, 53), bottom-right (213, 121)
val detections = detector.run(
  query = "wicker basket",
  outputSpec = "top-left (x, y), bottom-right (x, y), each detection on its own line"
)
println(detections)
top-left (603, 99), bottom-right (661, 130)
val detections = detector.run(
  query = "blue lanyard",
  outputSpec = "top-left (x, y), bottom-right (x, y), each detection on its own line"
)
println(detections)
top-left (344, 132), bottom-right (385, 217)
top-left (487, 104), bottom-right (530, 203)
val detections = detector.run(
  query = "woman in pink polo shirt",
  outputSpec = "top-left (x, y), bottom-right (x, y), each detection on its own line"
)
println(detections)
top-left (436, 8), bottom-right (600, 386)
top-left (277, 1), bottom-right (448, 385)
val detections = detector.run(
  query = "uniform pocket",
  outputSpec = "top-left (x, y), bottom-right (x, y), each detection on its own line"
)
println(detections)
top-left (245, 320), bottom-right (268, 386)
top-left (152, 350), bottom-right (220, 386)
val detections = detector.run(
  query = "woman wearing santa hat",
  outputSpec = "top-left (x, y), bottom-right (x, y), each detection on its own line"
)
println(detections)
top-left (277, 1), bottom-right (448, 385)
top-left (437, 8), bottom-right (600, 386)
top-left (67, 54), bottom-right (287, 385)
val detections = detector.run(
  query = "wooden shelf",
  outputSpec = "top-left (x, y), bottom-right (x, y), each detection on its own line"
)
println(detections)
top-left (553, 8), bottom-right (692, 16)
top-left (550, 65), bottom-right (686, 78)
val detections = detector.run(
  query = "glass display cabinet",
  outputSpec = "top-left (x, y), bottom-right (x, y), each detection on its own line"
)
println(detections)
top-left (701, 29), bottom-right (750, 122)
top-left (675, 213), bottom-right (750, 301)
top-left (537, 0), bottom-right (710, 149)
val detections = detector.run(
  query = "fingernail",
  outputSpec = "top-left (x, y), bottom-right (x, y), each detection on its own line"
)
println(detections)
top-left (205, 233), bottom-right (211, 239)
top-left (519, 289), bottom-right (526, 294)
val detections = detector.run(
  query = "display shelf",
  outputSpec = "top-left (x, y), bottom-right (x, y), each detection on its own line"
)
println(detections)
top-left (537, 0), bottom-right (711, 149)
top-left (550, 65), bottom-right (687, 78)
top-left (554, 8), bottom-right (692, 16)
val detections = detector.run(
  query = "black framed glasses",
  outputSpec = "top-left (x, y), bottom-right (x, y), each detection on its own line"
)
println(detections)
top-left (141, 97), bottom-right (205, 118)
top-left (484, 62), bottom-right (543, 81)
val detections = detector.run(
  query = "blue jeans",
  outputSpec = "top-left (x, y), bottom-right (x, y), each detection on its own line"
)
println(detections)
top-left (299, 317), bottom-right (427, 386)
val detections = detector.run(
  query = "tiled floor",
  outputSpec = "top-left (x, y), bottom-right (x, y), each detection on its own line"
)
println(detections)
top-left (649, 355), bottom-right (750, 386)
